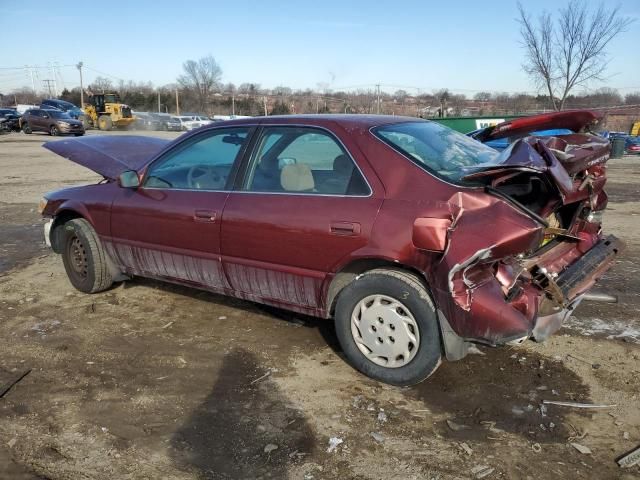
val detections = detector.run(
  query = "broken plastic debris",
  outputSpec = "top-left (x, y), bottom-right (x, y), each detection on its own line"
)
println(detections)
top-left (617, 445), bottom-right (640, 468)
top-left (543, 400), bottom-right (616, 409)
top-left (370, 432), bottom-right (385, 443)
top-left (571, 443), bottom-right (592, 454)
top-left (471, 465), bottom-right (495, 479)
top-left (459, 442), bottom-right (473, 455)
top-left (446, 419), bottom-right (469, 431)
top-left (327, 437), bottom-right (343, 453)
top-left (377, 410), bottom-right (388, 423)
top-left (264, 443), bottom-right (278, 454)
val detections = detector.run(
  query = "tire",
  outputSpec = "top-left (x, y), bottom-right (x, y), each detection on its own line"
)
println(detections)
top-left (98, 115), bottom-right (113, 131)
top-left (334, 268), bottom-right (442, 386)
top-left (50, 125), bottom-right (59, 136)
top-left (22, 122), bottom-right (32, 134)
top-left (60, 218), bottom-right (113, 293)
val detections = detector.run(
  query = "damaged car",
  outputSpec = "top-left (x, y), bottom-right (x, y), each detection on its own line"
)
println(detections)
top-left (38, 112), bottom-right (623, 386)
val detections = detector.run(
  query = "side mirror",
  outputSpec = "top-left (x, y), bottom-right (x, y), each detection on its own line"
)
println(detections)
top-left (43, 114), bottom-right (50, 119)
top-left (118, 170), bottom-right (140, 188)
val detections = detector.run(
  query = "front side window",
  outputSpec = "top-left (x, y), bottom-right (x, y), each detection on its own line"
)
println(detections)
top-left (373, 121), bottom-right (500, 183)
top-left (144, 128), bottom-right (250, 190)
top-left (244, 127), bottom-right (370, 195)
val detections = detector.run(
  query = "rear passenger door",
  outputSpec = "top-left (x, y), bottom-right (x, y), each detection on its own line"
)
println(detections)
top-left (221, 125), bottom-right (384, 313)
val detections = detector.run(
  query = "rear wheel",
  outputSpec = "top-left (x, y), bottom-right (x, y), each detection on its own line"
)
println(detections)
top-left (60, 218), bottom-right (113, 293)
top-left (334, 269), bottom-right (442, 386)
top-left (98, 115), bottom-right (113, 131)
top-left (50, 125), bottom-right (59, 136)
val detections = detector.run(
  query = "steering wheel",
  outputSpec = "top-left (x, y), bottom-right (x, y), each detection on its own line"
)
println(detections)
top-left (187, 165), bottom-right (225, 190)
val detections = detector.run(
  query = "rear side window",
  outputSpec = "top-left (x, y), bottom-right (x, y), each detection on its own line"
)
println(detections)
top-left (243, 127), bottom-right (370, 195)
top-left (373, 121), bottom-right (500, 183)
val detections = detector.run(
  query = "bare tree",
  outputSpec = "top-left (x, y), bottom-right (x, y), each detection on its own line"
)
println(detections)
top-left (178, 55), bottom-right (222, 112)
top-left (89, 76), bottom-right (113, 94)
top-left (518, 1), bottom-right (633, 110)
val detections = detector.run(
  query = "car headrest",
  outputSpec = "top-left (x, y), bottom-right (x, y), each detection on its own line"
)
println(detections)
top-left (333, 154), bottom-right (353, 175)
top-left (280, 164), bottom-right (315, 192)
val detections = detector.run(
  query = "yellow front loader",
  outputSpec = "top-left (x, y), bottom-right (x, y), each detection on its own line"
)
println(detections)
top-left (83, 93), bottom-right (136, 130)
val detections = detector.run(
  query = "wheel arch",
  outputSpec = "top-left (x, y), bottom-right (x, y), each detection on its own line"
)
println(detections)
top-left (325, 257), bottom-right (471, 362)
top-left (325, 257), bottom-right (434, 318)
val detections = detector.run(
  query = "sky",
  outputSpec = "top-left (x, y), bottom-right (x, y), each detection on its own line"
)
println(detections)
top-left (1, 0), bottom-right (639, 96)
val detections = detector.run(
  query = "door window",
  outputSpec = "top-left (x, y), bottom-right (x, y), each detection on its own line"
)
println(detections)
top-left (144, 128), bottom-right (250, 190)
top-left (244, 127), bottom-right (370, 195)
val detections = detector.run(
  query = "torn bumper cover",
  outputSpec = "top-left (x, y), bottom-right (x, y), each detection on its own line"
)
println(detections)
top-left (531, 235), bottom-right (623, 341)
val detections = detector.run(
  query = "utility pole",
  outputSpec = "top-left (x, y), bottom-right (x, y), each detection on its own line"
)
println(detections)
top-left (43, 80), bottom-right (54, 97)
top-left (263, 96), bottom-right (268, 116)
top-left (77, 62), bottom-right (84, 108)
top-left (376, 84), bottom-right (381, 114)
top-left (175, 88), bottom-right (180, 115)
top-left (25, 65), bottom-right (36, 94)
top-left (231, 94), bottom-right (235, 116)
top-left (157, 91), bottom-right (161, 113)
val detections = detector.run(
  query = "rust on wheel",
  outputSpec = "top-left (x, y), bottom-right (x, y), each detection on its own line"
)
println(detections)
top-left (68, 236), bottom-right (88, 280)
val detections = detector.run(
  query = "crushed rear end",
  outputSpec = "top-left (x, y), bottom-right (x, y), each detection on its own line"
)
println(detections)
top-left (429, 111), bottom-right (624, 356)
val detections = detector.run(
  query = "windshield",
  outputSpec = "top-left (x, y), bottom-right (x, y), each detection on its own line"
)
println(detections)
top-left (48, 110), bottom-right (72, 119)
top-left (373, 121), bottom-right (500, 183)
top-left (104, 94), bottom-right (120, 103)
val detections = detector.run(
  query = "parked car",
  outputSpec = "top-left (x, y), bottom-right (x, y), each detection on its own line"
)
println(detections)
top-left (172, 115), bottom-right (202, 131)
top-left (40, 99), bottom-right (85, 120)
top-left (0, 108), bottom-right (21, 132)
top-left (132, 112), bottom-right (162, 130)
top-left (21, 108), bottom-right (84, 136)
top-left (150, 113), bottom-right (182, 131)
top-left (39, 112), bottom-right (622, 386)
top-left (624, 136), bottom-right (640, 154)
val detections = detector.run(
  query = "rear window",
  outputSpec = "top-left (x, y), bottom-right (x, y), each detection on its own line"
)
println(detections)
top-left (373, 121), bottom-right (500, 183)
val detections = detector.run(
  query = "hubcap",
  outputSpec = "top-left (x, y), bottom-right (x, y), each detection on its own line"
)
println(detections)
top-left (68, 236), bottom-right (88, 278)
top-left (350, 294), bottom-right (420, 368)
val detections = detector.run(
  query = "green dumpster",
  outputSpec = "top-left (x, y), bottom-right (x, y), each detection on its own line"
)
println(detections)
top-left (430, 115), bottom-right (520, 134)
top-left (611, 137), bottom-right (625, 158)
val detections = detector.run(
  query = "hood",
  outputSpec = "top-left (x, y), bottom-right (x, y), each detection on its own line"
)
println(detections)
top-left (473, 110), bottom-right (604, 142)
top-left (43, 135), bottom-right (170, 179)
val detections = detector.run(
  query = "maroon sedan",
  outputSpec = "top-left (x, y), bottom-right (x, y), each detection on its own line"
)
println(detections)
top-left (39, 112), bottom-right (622, 385)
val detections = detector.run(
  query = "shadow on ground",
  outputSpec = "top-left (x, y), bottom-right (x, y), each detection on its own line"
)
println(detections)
top-left (407, 347), bottom-right (590, 443)
top-left (170, 349), bottom-right (315, 479)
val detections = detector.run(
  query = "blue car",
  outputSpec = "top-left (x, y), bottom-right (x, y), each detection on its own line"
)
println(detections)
top-left (40, 99), bottom-right (85, 121)
top-left (468, 128), bottom-right (574, 150)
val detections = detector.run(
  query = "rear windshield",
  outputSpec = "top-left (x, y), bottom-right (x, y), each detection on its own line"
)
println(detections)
top-left (373, 121), bottom-right (500, 183)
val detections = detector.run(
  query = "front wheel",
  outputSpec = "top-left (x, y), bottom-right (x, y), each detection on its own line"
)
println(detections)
top-left (50, 125), bottom-right (59, 136)
top-left (60, 218), bottom-right (113, 293)
top-left (22, 122), bottom-right (32, 134)
top-left (334, 269), bottom-right (442, 386)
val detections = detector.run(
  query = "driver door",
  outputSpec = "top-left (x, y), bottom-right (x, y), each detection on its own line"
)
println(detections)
top-left (109, 127), bottom-right (253, 291)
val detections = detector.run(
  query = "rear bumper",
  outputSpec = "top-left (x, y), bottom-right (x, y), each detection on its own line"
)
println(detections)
top-left (531, 235), bottom-right (623, 341)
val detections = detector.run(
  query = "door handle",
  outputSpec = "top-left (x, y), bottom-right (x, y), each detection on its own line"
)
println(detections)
top-left (194, 209), bottom-right (217, 222)
top-left (330, 221), bottom-right (361, 236)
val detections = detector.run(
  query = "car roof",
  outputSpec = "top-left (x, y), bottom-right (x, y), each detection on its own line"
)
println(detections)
top-left (206, 114), bottom-right (425, 130)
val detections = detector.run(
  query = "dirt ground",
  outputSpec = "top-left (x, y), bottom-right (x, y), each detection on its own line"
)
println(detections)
top-left (0, 130), bottom-right (639, 480)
